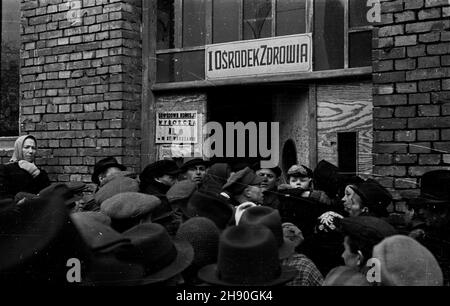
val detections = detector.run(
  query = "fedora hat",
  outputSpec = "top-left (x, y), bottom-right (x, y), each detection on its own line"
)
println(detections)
top-left (238, 206), bottom-right (296, 260)
top-left (186, 191), bottom-right (234, 230)
top-left (410, 170), bottom-right (450, 207)
top-left (92, 157), bottom-right (126, 185)
top-left (120, 223), bottom-right (194, 285)
top-left (39, 183), bottom-right (82, 208)
top-left (140, 160), bottom-right (181, 181)
top-left (70, 212), bottom-right (131, 253)
top-left (0, 196), bottom-right (92, 283)
top-left (198, 224), bottom-right (296, 286)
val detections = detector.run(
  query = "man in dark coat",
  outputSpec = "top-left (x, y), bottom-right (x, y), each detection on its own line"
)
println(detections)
top-left (408, 170), bottom-right (450, 285)
top-left (139, 160), bottom-right (181, 235)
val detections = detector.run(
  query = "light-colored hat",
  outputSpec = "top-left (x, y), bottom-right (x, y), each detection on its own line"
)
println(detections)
top-left (372, 235), bottom-right (443, 286)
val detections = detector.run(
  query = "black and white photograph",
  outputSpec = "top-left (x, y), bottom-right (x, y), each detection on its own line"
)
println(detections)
top-left (1, 0), bottom-right (450, 295)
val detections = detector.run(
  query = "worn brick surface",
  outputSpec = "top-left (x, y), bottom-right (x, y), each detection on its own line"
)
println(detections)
top-left (18, 0), bottom-right (143, 185)
top-left (373, 0), bottom-right (450, 203)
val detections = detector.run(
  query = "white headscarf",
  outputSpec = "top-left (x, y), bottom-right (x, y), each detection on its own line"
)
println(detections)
top-left (10, 135), bottom-right (37, 163)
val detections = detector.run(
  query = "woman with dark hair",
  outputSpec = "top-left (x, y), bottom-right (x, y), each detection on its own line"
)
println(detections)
top-left (323, 216), bottom-right (397, 286)
top-left (0, 135), bottom-right (50, 200)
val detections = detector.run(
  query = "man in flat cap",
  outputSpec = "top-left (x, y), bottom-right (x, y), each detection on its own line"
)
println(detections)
top-left (222, 167), bottom-right (265, 224)
top-left (181, 158), bottom-right (209, 188)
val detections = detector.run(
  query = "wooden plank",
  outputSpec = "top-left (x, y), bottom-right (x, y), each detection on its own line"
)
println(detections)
top-left (316, 81), bottom-right (373, 176)
top-left (152, 67), bottom-right (373, 90)
top-left (156, 46), bottom-right (205, 54)
top-left (344, 0), bottom-right (349, 69)
top-left (306, 0), bottom-right (314, 33)
top-left (271, 0), bottom-right (276, 37)
top-left (141, 0), bottom-right (158, 168)
top-left (205, 0), bottom-right (213, 44)
top-left (308, 84), bottom-right (317, 169)
top-left (175, 0), bottom-right (183, 48)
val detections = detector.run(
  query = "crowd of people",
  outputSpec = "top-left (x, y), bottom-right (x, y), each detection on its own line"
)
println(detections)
top-left (0, 134), bottom-right (449, 286)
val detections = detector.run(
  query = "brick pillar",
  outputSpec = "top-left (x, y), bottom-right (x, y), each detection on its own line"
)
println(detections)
top-left (20, 0), bottom-right (142, 186)
top-left (372, 0), bottom-right (450, 209)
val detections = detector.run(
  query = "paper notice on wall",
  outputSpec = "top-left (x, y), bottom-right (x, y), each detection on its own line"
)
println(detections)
top-left (156, 111), bottom-right (198, 143)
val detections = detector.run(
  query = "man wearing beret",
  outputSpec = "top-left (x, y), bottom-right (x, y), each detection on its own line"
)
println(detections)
top-left (407, 170), bottom-right (450, 285)
top-left (139, 160), bottom-right (181, 235)
top-left (181, 158), bottom-right (209, 188)
top-left (253, 163), bottom-right (282, 209)
top-left (222, 167), bottom-right (265, 212)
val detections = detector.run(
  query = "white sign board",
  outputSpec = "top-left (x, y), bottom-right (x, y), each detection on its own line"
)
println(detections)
top-left (205, 33), bottom-right (312, 80)
top-left (156, 111), bottom-right (198, 143)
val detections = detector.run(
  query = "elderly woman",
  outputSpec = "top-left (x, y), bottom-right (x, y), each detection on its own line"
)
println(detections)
top-left (0, 135), bottom-right (50, 200)
top-left (341, 179), bottom-right (392, 218)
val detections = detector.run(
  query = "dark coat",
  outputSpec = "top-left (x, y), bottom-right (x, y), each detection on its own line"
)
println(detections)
top-left (262, 190), bottom-right (280, 209)
top-left (140, 179), bottom-right (178, 235)
top-left (0, 162), bottom-right (50, 200)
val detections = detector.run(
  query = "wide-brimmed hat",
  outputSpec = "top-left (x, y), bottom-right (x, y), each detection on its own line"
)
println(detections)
top-left (95, 176), bottom-right (139, 205)
top-left (410, 170), bottom-right (450, 207)
top-left (0, 196), bottom-right (92, 283)
top-left (120, 223), bottom-right (194, 285)
top-left (222, 167), bottom-right (265, 196)
top-left (180, 158), bottom-right (210, 171)
top-left (186, 191), bottom-right (233, 230)
top-left (198, 224), bottom-right (297, 286)
top-left (92, 157), bottom-right (126, 185)
top-left (372, 235), bottom-right (443, 286)
top-left (140, 160), bottom-right (181, 181)
top-left (39, 183), bottom-right (82, 208)
top-left (70, 212), bottom-right (131, 253)
top-left (238, 206), bottom-right (296, 260)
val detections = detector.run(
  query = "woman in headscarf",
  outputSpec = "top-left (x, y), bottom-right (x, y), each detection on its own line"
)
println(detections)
top-left (0, 135), bottom-right (50, 200)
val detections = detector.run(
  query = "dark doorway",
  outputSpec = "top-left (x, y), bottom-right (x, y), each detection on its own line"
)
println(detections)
top-left (337, 132), bottom-right (358, 175)
top-left (207, 86), bottom-right (274, 167)
top-left (282, 139), bottom-right (298, 178)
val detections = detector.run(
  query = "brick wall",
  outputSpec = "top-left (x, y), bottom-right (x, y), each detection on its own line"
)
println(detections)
top-left (373, 0), bottom-right (450, 209)
top-left (20, 0), bottom-right (142, 186)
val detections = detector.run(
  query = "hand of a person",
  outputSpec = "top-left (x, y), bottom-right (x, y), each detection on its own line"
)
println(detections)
top-left (18, 160), bottom-right (41, 178)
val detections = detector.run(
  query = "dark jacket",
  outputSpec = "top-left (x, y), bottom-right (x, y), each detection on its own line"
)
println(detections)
top-left (262, 190), bottom-right (280, 209)
top-left (140, 179), bottom-right (178, 235)
top-left (0, 162), bottom-right (50, 200)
